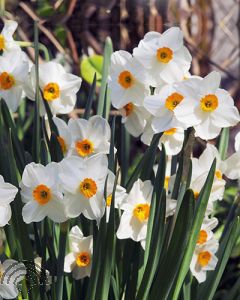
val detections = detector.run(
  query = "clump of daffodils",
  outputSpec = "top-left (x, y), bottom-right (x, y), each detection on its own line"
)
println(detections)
top-left (0, 19), bottom-right (239, 300)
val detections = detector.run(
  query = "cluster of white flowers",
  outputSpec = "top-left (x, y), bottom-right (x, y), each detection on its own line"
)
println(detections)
top-left (109, 27), bottom-right (240, 155)
top-left (0, 20), bottom-right (239, 291)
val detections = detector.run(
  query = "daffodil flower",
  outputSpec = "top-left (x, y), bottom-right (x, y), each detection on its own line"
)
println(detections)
top-left (20, 162), bottom-right (67, 223)
top-left (0, 175), bottom-right (18, 227)
top-left (64, 226), bottom-right (93, 280)
top-left (108, 50), bottom-right (150, 109)
top-left (0, 20), bottom-right (20, 54)
top-left (174, 72), bottom-right (240, 140)
top-left (59, 154), bottom-right (108, 221)
top-left (133, 28), bottom-right (192, 86)
top-left (0, 50), bottom-right (29, 111)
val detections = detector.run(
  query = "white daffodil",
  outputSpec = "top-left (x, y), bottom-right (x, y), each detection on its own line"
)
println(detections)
top-left (105, 171), bottom-right (127, 222)
top-left (193, 143), bottom-right (240, 180)
top-left (0, 20), bottom-right (20, 54)
top-left (53, 116), bottom-right (72, 157)
top-left (0, 50), bottom-right (29, 112)
top-left (108, 50), bottom-right (150, 109)
top-left (59, 154), bottom-right (108, 221)
top-left (68, 116), bottom-right (111, 158)
top-left (116, 179), bottom-right (153, 242)
top-left (174, 72), bottom-right (240, 140)
top-left (0, 175), bottom-right (18, 227)
top-left (196, 217), bottom-right (218, 246)
top-left (144, 84), bottom-right (188, 132)
top-left (20, 162), bottom-right (67, 224)
top-left (235, 132), bottom-right (240, 152)
top-left (133, 28), bottom-right (192, 86)
top-left (25, 62), bottom-right (82, 115)
top-left (0, 259), bottom-right (26, 299)
top-left (141, 122), bottom-right (184, 155)
top-left (190, 239), bottom-right (218, 283)
top-left (118, 103), bottom-right (150, 137)
top-left (64, 226), bottom-right (93, 280)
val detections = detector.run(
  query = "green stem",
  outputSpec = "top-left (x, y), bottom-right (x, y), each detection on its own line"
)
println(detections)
top-left (17, 41), bottom-right (50, 61)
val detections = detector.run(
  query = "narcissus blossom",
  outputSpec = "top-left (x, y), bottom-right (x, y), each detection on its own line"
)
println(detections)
top-left (0, 50), bottom-right (29, 111)
top-left (68, 116), bottom-right (111, 157)
top-left (0, 20), bottom-right (20, 54)
top-left (196, 217), bottom-right (218, 246)
top-left (25, 62), bottom-right (82, 115)
top-left (144, 84), bottom-right (187, 132)
top-left (108, 50), bottom-right (150, 109)
top-left (141, 123), bottom-right (184, 155)
top-left (64, 226), bottom-right (93, 280)
top-left (105, 171), bottom-right (127, 222)
top-left (0, 259), bottom-right (26, 299)
top-left (0, 175), bottom-right (18, 227)
top-left (133, 28), bottom-right (192, 86)
top-left (174, 72), bottom-right (240, 140)
top-left (118, 103), bottom-right (150, 137)
top-left (190, 239), bottom-right (219, 283)
top-left (59, 154), bottom-right (108, 222)
top-left (20, 162), bottom-right (67, 223)
top-left (53, 116), bottom-right (72, 156)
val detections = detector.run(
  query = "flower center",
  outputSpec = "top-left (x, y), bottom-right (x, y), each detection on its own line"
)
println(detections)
top-left (156, 47), bottom-right (173, 63)
top-left (123, 102), bottom-right (134, 116)
top-left (0, 72), bottom-right (15, 90)
top-left (79, 178), bottom-right (97, 199)
top-left (133, 203), bottom-right (150, 222)
top-left (33, 184), bottom-right (52, 205)
top-left (165, 93), bottom-right (184, 111)
top-left (76, 251), bottom-right (91, 267)
top-left (57, 136), bottom-right (67, 154)
top-left (193, 191), bottom-right (199, 200)
top-left (164, 176), bottom-right (170, 190)
top-left (197, 251), bottom-right (211, 267)
top-left (75, 139), bottom-right (94, 157)
top-left (106, 194), bottom-right (112, 207)
top-left (215, 170), bottom-right (222, 180)
top-left (163, 128), bottom-right (177, 136)
top-left (43, 82), bottom-right (60, 101)
top-left (197, 230), bottom-right (208, 245)
top-left (0, 35), bottom-right (5, 51)
top-left (200, 94), bottom-right (218, 112)
top-left (118, 71), bottom-right (135, 89)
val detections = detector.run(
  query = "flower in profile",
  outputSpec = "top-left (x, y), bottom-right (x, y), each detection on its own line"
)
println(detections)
top-left (144, 84), bottom-right (188, 132)
top-left (196, 217), bottom-right (218, 246)
top-left (20, 162), bottom-right (67, 223)
top-left (141, 123), bottom-right (184, 155)
top-left (108, 50), bottom-right (150, 109)
top-left (117, 179), bottom-right (153, 242)
top-left (59, 154), bottom-right (108, 222)
top-left (0, 20), bottom-right (20, 54)
top-left (133, 28), bottom-right (192, 86)
top-left (0, 50), bottom-right (29, 111)
top-left (0, 259), bottom-right (26, 299)
top-left (25, 62), bottom-right (82, 115)
top-left (0, 175), bottom-right (18, 227)
top-left (105, 171), bottom-right (127, 222)
top-left (53, 117), bottom-right (72, 156)
top-left (68, 116), bottom-right (111, 157)
top-left (174, 72), bottom-right (240, 140)
top-left (118, 103), bottom-right (150, 137)
top-left (64, 226), bottom-right (93, 279)
top-left (190, 239), bottom-right (219, 283)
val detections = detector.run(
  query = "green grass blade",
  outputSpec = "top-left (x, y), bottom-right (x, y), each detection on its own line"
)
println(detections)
top-left (218, 128), bottom-right (229, 160)
top-left (83, 73), bottom-right (97, 120)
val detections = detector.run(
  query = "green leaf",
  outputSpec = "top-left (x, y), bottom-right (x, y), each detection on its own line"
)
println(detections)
top-left (172, 159), bottom-right (216, 300)
top-left (83, 73), bottom-right (97, 120)
top-left (150, 189), bottom-right (195, 299)
top-left (80, 55), bottom-right (103, 87)
top-left (218, 128), bottom-right (229, 160)
top-left (97, 37), bottom-right (113, 118)
top-left (108, 116), bottom-right (116, 172)
top-left (197, 217), bottom-right (240, 300)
